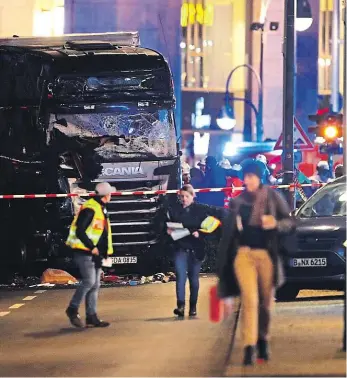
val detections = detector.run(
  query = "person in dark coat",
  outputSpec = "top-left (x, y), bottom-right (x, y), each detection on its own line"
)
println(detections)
top-left (166, 184), bottom-right (225, 318)
top-left (217, 160), bottom-right (294, 366)
top-left (203, 156), bottom-right (241, 207)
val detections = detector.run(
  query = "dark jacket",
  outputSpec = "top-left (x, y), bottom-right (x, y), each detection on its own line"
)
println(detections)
top-left (166, 201), bottom-right (226, 261)
top-left (203, 165), bottom-right (241, 207)
top-left (74, 197), bottom-right (109, 267)
top-left (217, 187), bottom-right (295, 298)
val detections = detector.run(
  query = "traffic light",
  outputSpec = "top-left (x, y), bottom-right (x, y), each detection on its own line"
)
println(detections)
top-left (308, 113), bottom-right (343, 142)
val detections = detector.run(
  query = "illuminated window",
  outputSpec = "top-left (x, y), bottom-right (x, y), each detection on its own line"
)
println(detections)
top-left (194, 132), bottom-right (210, 155)
top-left (53, 6), bottom-right (65, 36)
top-left (33, 6), bottom-right (64, 37)
top-left (318, 0), bottom-right (332, 94)
top-left (181, 0), bottom-right (234, 90)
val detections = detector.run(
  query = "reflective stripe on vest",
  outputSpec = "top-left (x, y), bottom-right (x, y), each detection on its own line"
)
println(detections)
top-left (66, 198), bottom-right (114, 256)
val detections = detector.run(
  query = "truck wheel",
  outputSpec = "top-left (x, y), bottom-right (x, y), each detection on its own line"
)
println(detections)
top-left (276, 285), bottom-right (300, 301)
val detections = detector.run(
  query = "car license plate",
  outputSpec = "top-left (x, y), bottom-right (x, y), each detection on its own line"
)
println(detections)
top-left (291, 257), bottom-right (327, 267)
top-left (111, 256), bottom-right (138, 264)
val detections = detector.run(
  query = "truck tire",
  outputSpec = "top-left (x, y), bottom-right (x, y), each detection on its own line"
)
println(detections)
top-left (276, 285), bottom-right (300, 301)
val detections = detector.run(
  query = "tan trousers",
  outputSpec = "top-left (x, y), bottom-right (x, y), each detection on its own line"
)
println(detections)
top-left (234, 247), bottom-right (274, 347)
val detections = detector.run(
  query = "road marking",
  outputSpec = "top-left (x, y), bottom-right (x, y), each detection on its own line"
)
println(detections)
top-left (22, 296), bottom-right (37, 301)
top-left (9, 304), bottom-right (25, 309)
top-left (0, 311), bottom-right (10, 317)
top-left (34, 290), bottom-right (46, 294)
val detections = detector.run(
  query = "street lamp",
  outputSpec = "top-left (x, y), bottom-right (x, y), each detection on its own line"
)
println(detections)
top-left (296, 0), bottom-right (313, 31)
top-left (216, 106), bottom-right (236, 131)
top-left (224, 64), bottom-right (263, 142)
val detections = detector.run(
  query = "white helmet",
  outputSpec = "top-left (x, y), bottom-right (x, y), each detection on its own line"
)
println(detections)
top-left (317, 160), bottom-right (329, 171)
top-left (256, 154), bottom-right (267, 165)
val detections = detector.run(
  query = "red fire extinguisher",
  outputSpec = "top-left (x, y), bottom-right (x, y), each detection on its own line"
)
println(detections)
top-left (209, 285), bottom-right (221, 322)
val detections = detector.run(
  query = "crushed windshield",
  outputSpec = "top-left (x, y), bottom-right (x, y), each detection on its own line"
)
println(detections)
top-left (48, 108), bottom-right (177, 160)
top-left (297, 182), bottom-right (346, 218)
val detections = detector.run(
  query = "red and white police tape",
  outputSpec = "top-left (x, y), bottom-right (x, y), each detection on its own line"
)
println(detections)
top-left (0, 183), bottom-right (325, 199)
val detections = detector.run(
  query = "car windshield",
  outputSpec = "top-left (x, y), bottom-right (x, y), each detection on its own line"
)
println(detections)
top-left (47, 108), bottom-right (177, 161)
top-left (297, 181), bottom-right (346, 218)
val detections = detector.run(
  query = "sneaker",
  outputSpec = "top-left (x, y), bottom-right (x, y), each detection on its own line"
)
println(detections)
top-left (66, 307), bottom-right (84, 328)
top-left (86, 314), bottom-right (110, 328)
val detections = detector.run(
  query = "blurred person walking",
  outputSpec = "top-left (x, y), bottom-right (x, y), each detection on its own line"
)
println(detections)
top-left (166, 184), bottom-right (224, 318)
top-left (204, 156), bottom-right (241, 207)
top-left (65, 182), bottom-right (115, 328)
top-left (217, 160), bottom-right (295, 366)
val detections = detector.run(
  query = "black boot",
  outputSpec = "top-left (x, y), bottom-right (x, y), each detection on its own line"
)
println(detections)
top-left (86, 314), bottom-right (110, 328)
top-left (189, 302), bottom-right (197, 317)
top-left (257, 339), bottom-right (269, 361)
top-left (66, 306), bottom-right (84, 328)
top-left (173, 301), bottom-right (185, 317)
top-left (243, 345), bottom-right (255, 366)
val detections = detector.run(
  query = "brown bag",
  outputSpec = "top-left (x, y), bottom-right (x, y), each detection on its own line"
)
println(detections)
top-left (41, 269), bottom-right (78, 285)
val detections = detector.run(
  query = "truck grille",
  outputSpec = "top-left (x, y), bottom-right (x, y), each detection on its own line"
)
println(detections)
top-left (108, 194), bottom-right (160, 247)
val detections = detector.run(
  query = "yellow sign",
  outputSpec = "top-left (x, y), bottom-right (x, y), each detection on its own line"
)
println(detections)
top-left (181, 3), bottom-right (214, 27)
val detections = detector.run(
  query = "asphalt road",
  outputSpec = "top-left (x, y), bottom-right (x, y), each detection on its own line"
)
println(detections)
top-left (0, 278), bottom-right (345, 377)
top-left (226, 290), bottom-right (346, 377)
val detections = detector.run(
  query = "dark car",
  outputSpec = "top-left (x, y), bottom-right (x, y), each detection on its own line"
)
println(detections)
top-left (276, 176), bottom-right (346, 301)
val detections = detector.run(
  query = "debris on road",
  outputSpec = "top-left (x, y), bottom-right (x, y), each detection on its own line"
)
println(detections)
top-left (41, 269), bottom-right (78, 285)
top-left (0, 270), bottom-right (181, 291)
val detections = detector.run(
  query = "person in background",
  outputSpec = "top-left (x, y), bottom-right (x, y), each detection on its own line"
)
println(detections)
top-left (204, 156), bottom-right (242, 207)
top-left (197, 159), bottom-right (206, 174)
top-left (181, 162), bottom-right (191, 184)
top-left (310, 160), bottom-right (331, 183)
top-left (255, 154), bottom-right (277, 185)
top-left (334, 164), bottom-right (344, 179)
top-left (166, 184), bottom-right (225, 318)
top-left (65, 182), bottom-right (114, 328)
top-left (190, 167), bottom-right (209, 204)
top-left (217, 160), bottom-right (294, 366)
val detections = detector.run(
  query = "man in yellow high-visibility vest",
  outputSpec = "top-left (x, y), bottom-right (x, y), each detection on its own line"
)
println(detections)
top-left (65, 182), bottom-right (115, 328)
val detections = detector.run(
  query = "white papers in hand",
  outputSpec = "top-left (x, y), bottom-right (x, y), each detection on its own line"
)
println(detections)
top-left (166, 222), bottom-right (184, 229)
top-left (170, 229), bottom-right (191, 241)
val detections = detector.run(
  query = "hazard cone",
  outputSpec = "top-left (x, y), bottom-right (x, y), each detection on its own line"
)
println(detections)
top-left (209, 285), bottom-right (221, 322)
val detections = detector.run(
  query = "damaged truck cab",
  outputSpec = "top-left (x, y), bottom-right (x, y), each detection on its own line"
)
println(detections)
top-left (0, 32), bottom-right (180, 274)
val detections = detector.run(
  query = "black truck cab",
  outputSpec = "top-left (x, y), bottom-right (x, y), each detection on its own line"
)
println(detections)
top-left (0, 33), bottom-right (180, 273)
